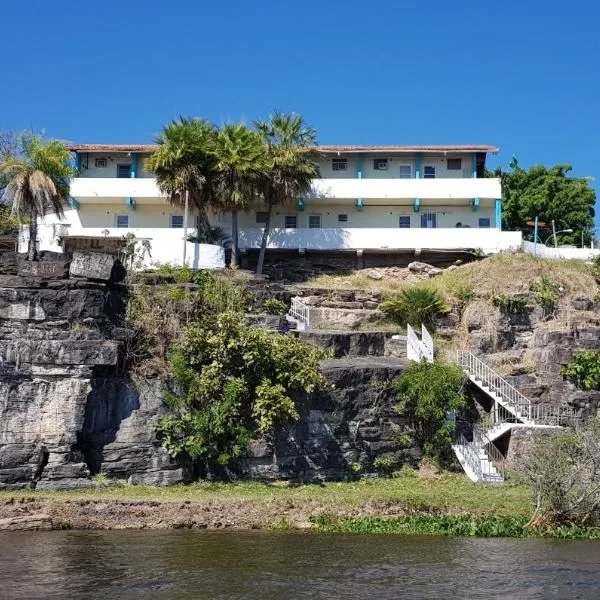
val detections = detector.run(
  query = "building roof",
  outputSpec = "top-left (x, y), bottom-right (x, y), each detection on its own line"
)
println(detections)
top-left (67, 143), bottom-right (499, 154)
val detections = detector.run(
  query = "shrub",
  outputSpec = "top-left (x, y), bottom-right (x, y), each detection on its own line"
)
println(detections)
top-left (454, 284), bottom-right (476, 303)
top-left (593, 255), bottom-right (600, 282)
top-left (561, 351), bottom-right (600, 390)
top-left (262, 298), bottom-right (288, 316)
top-left (492, 293), bottom-right (528, 315)
top-left (530, 277), bottom-right (561, 316)
top-left (394, 360), bottom-right (466, 464)
top-left (522, 418), bottom-right (600, 527)
top-left (381, 287), bottom-right (448, 329)
top-left (372, 455), bottom-right (401, 476)
top-left (155, 312), bottom-right (328, 475)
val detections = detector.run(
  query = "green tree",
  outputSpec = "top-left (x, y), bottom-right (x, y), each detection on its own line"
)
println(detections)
top-left (0, 136), bottom-right (74, 260)
top-left (394, 360), bottom-right (466, 464)
top-left (145, 117), bottom-right (218, 243)
top-left (155, 312), bottom-right (328, 476)
top-left (490, 165), bottom-right (595, 245)
top-left (254, 112), bottom-right (320, 275)
top-left (213, 124), bottom-right (266, 266)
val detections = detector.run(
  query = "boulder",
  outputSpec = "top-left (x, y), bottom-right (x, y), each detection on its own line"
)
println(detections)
top-left (408, 261), bottom-right (436, 273)
top-left (367, 269), bottom-right (383, 280)
top-left (0, 515), bottom-right (53, 531)
top-left (69, 252), bottom-right (121, 281)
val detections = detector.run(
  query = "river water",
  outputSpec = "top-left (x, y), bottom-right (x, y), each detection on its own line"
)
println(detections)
top-left (1, 530), bottom-right (599, 599)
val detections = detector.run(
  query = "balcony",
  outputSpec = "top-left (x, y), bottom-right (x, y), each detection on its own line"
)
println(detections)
top-left (70, 178), bottom-right (164, 200)
top-left (239, 227), bottom-right (522, 253)
top-left (306, 178), bottom-right (501, 200)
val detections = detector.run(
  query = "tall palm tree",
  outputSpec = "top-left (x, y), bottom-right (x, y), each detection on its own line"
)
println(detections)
top-left (253, 112), bottom-right (319, 275)
top-left (0, 136), bottom-right (74, 260)
top-left (145, 117), bottom-right (217, 263)
top-left (213, 124), bottom-right (266, 266)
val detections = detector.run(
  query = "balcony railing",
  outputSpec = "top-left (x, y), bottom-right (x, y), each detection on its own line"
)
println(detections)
top-left (70, 177), bottom-right (163, 199)
top-left (238, 227), bottom-right (522, 252)
top-left (307, 178), bottom-right (501, 200)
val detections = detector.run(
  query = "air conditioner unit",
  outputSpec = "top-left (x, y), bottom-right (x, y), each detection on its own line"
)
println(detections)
top-left (376, 161), bottom-right (388, 170)
top-left (95, 158), bottom-right (107, 168)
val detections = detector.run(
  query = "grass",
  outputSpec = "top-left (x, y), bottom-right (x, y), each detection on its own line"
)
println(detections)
top-left (301, 253), bottom-right (597, 301)
top-left (0, 473), bottom-right (533, 517)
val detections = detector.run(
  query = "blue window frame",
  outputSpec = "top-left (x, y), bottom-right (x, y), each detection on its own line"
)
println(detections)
top-left (421, 213), bottom-right (437, 228)
top-left (399, 215), bottom-right (411, 228)
top-left (478, 217), bottom-right (491, 228)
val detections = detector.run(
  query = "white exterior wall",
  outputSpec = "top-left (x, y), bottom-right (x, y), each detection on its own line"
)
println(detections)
top-left (78, 152), bottom-right (154, 178)
top-left (522, 241), bottom-right (600, 260)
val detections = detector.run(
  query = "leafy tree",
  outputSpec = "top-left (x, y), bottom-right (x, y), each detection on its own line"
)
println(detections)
top-left (394, 360), bottom-right (466, 464)
top-left (213, 124), bottom-right (266, 266)
top-left (0, 136), bottom-right (74, 260)
top-left (489, 165), bottom-right (595, 245)
top-left (254, 112), bottom-right (320, 275)
top-left (561, 351), bottom-right (600, 391)
top-left (155, 312), bottom-right (328, 476)
top-left (145, 117), bottom-right (218, 239)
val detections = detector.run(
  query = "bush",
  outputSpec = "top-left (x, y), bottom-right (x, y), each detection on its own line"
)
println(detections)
top-left (381, 287), bottom-right (448, 329)
top-left (492, 293), bottom-right (528, 315)
top-left (155, 312), bottom-right (329, 475)
top-left (523, 418), bottom-right (600, 527)
top-left (394, 360), bottom-right (466, 464)
top-left (372, 455), bottom-right (401, 476)
top-left (530, 277), bottom-right (561, 316)
top-left (561, 350), bottom-right (600, 390)
top-left (262, 298), bottom-right (288, 316)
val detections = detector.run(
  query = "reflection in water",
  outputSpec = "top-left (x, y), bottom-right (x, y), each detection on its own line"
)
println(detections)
top-left (1, 530), bottom-right (600, 599)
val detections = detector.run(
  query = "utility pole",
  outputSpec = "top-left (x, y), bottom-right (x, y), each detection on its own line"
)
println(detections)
top-left (552, 220), bottom-right (557, 248)
top-left (182, 189), bottom-right (189, 267)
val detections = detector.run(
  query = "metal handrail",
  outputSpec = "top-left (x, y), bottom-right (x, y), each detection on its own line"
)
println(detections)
top-left (457, 350), bottom-right (532, 422)
top-left (290, 297), bottom-right (310, 327)
top-left (455, 432), bottom-right (502, 481)
top-left (472, 428), bottom-right (507, 478)
top-left (421, 324), bottom-right (434, 363)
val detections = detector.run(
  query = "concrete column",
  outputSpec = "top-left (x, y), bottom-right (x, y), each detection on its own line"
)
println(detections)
top-left (356, 249), bottom-right (364, 269)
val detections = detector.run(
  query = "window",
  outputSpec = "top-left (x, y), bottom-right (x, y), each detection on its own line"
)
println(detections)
top-left (94, 158), bottom-right (107, 168)
top-left (478, 217), bottom-right (491, 228)
top-left (117, 164), bottom-right (131, 178)
top-left (284, 215), bottom-right (297, 228)
top-left (256, 211), bottom-right (269, 223)
top-left (308, 215), bottom-right (321, 229)
top-left (421, 213), bottom-right (437, 228)
top-left (399, 215), bottom-right (411, 228)
top-left (424, 166), bottom-right (436, 179)
top-left (116, 215), bottom-right (129, 228)
top-left (398, 165), bottom-right (412, 179)
top-left (332, 159), bottom-right (348, 171)
top-left (170, 215), bottom-right (184, 228)
top-left (374, 159), bottom-right (388, 171)
top-left (447, 158), bottom-right (462, 170)
top-left (338, 214), bottom-right (348, 223)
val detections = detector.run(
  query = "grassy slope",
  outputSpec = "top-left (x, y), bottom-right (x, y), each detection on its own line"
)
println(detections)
top-left (301, 253), bottom-right (597, 300)
top-left (0, 474), bottom-right (532, 517)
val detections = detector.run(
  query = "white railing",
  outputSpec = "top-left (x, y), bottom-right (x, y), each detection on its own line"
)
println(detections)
top-left (289, 297), bottom-right (310, 328)
top-left (454, 432), bottom-right (503, 482)
top-left (421, 324), bottom-right (434, 363)
top-left (457, 350), bottom-right (532, 422)
top-left (406, 324), bottom-right (434, 363)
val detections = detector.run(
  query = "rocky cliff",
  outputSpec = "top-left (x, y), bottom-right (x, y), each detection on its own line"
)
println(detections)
top-left (0, 253), bottom-right (408, 488)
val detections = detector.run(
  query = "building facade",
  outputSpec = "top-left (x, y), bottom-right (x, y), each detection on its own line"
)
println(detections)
top-left (27, 144), bottom-right (522, 267)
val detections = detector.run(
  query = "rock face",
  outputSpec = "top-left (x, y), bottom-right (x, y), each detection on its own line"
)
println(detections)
top-left (241, 357), bottom-right (413, 480)
top-left (0, 253), bottom-right (181, 489)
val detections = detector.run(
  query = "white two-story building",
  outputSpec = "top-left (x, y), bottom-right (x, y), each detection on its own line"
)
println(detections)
top-left (30, 143), bottom-right (522, 268)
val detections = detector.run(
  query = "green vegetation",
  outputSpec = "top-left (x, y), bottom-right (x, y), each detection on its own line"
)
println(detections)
top-left (381, 287), bottom-right (448, 329)
top-left (561, 351), bottom-right (600, 391)
top-left (492, 293), bottom-right (528, 315)
top-left (0, 135), bottom-right (75, 260)
top-left (491, 164), bottom-right (596, 246)
top-left (523, 418), bottom-right (600, 527)
top-left (311, 514), bottom-right (600, 539)
top-left (372, 456), bottom-right (401, 476)
top-left (155, 312), bottom-right (328, 473)
top-left (262, 298), bottom-right (288, 316)
top-left (530, 277), bottom-right (561, 315)
top-left (125, 268), bottom-right (251, 372)
top-left (394, 360), bottom-right (467, 464)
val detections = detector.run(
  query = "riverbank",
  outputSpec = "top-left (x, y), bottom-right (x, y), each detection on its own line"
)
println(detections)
top-left (0, 473), bottom-right (533, 531)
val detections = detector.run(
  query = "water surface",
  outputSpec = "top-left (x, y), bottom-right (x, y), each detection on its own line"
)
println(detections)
top-left (1, 530), bottom-right (599, 599)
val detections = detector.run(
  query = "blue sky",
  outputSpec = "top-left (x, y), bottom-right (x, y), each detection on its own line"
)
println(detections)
top-left (2, 0), bottom-right (598, 212)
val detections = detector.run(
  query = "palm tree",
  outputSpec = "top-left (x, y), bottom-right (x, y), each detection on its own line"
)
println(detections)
top-left (253, 112), bottom-right (319, 275)
top-left (213, 124), bottom-right (266, 266)
top-left (145, 117), bottom-right (217, 264)
top-left (0, 136), bottom-right (74, 260)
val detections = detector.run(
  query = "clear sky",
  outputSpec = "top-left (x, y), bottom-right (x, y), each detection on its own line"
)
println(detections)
top-left (2, 0), bottom-right (598, 213)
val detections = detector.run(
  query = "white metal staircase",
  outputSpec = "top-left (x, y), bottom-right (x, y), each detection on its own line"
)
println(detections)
top-left (286, 297), bottom-right (311, 332)
top-left (453, 349), bottom-right (577, 483)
